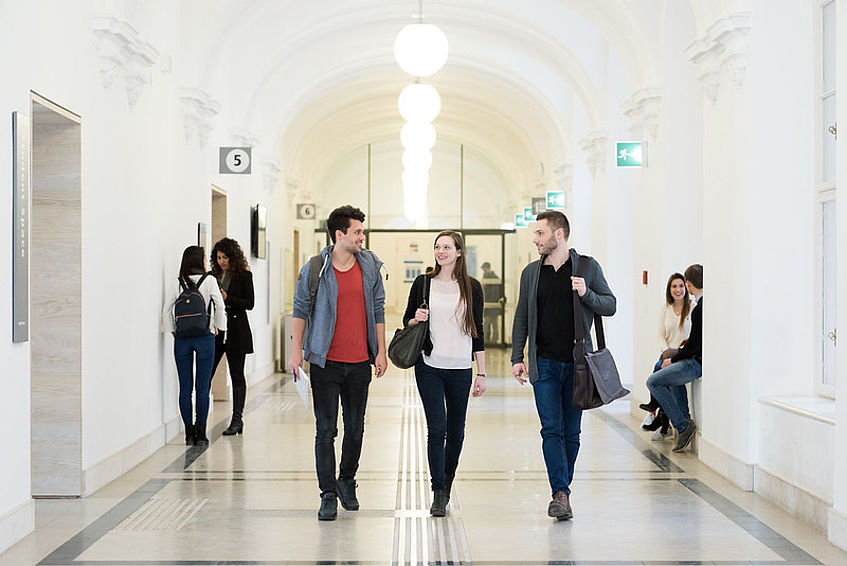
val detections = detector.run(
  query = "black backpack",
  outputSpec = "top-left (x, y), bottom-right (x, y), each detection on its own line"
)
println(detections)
top-left (174, 274), bottom-right (212, 337)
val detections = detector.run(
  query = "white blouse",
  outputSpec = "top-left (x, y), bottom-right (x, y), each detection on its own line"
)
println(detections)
top-left (162, 274), bottom-right (227, 334)
top-left (657, 301), bottom-right (693, 353)
top-left (423, 280), bottom-right (473, 370)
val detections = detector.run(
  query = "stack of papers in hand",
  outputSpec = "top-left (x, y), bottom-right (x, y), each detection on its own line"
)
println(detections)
top-left (295, 368), bottom-right (312, 414)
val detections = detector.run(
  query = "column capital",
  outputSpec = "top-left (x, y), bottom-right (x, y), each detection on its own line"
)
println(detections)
top-left (578, 131), bottom-right (608, 178)
top-left (620, 88), bottom-right (661, 142)
top-left (685, 12), bottom-right (751, 103)
top-left (262, 159), bottom-right (283, 193)
top-left (92, 16), bottom-right (158, 108)
top-left (179, 87), bottom-right (221, 148)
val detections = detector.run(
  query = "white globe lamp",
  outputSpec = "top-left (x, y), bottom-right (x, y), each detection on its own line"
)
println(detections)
top-left (401, 121), bottom-right (436, 150)
top-left (394, 23), bottom-right (449, 77)
top-left (402, 148), bottom-right (433, 171)
top-left (398, 83), bottom-right (441, 123)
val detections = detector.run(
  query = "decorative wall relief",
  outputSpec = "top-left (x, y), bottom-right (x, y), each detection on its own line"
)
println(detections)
top-left (180, 88), bottom-right (221, 147)
top-left (92, 16), bottom-right (158, 108)
top-left (685, 12), bottom-right (751, 103)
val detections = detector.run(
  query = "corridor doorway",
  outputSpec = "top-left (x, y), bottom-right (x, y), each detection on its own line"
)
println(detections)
top-left (30, 93), bottom-right (82, 497)
top-left (365, 229), bottom-right (514, 347)
top-left (210, 186), bottom-right (229, 401)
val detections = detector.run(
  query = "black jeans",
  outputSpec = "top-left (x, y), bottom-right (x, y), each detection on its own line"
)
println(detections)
top-left (310, 360), bottom-right (372, 496)
top-left (414, 360), bottom-right (472, 491)
top-left (211, 332), bottom-right (247, 421)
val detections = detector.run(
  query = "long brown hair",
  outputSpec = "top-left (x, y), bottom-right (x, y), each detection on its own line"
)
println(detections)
top-left (210, 237), bottom-right (250, 277)
top-left (427, 230), bottom-right (477, 338)
top-left (665, 273), bottom-right (690, 329)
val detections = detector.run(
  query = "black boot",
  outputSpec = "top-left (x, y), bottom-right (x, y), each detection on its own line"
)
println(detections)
top-left (222, 417), bottom-right (243, 436)
top-left (194, 425), bottom-right (209, 446)
top-left (184, 424), bottom-right (195, 445)
top-left (639, 394), bottom-right (661, 412)
top-left (444, 475), bottom-right (454, 501)
top-left (430, 490), bottom-right (449, 517)
top-left (318, 492), bottom-right (338, 521)
top-left (643, 409), bottom-right (667, 431)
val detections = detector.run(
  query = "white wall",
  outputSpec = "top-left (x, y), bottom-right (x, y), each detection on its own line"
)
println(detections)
top-left (0, 1), bottom-right (281, 552)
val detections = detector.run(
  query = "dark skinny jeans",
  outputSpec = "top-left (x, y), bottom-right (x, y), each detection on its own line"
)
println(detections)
top-left (174, 333), bottom-right (215, 428)
top-left (211, 332), bottom-right (247, 421)
top-left (414, 360), bottom-right (472, 492)
top-left (310, 360), bottom-right (372, 496)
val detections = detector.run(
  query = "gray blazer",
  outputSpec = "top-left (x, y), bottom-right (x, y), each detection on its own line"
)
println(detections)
top-left (510, 248), bottom-right (616, 383)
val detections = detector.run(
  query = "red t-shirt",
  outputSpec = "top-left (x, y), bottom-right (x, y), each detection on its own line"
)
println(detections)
top-left (326, 260), bottom-right (369, 363)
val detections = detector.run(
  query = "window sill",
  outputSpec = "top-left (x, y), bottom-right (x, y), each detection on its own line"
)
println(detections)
top-left (758, 396), bottom-right (835, 426)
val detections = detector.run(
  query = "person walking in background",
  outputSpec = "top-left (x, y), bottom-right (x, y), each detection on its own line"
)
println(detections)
top-left (209, 238), bottom-right (255, 437)
top-left (641, 272), bottom-right (693, 440)
top-left (162, 246), bottom-right (227, 446)
top-left (480, 262), bottom-right (504, 344)
top-left (403, 230), bottom-right (487, 517)
top-left (511, 211), bottom-right (616, 521)
top-left (288, 205), bottom-right (388, 521)
top-left (646, 264), bottom-right (703, 453)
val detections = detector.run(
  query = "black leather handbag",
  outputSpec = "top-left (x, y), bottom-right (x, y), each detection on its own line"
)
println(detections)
top-left (388, 277), bottom-right (431, 369)
top-left (571, 259), bottom-right (629, 410)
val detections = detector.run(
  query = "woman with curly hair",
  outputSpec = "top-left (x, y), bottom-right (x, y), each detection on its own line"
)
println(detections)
top-left (210, 238), bottom-right (255, 435)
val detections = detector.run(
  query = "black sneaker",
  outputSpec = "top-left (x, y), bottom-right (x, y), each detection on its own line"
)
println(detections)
top-left (336, 478), bottom-right (360, 511)
top-left (672, 421), bottom-right (697, 452)
top-left (318, 492), bottom-right (337, 521)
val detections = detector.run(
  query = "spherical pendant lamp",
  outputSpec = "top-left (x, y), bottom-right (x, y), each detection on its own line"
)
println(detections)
top-left (398, 83), bottom-right (441, 123)
top-left (402, 169), bottom-right (429, 188)
top-left (402, 148), bottom-right (433, 171)
top-left (401, 121), bottom-right (436, 150)
top-left (394, 23), bottom-right (449, 77)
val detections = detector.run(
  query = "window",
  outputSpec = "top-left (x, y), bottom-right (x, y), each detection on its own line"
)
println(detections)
top-left (816, 0), bottom-right (837, 396)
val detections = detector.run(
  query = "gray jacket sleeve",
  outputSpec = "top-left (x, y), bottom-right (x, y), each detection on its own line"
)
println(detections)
top-left (291, 262), bottom-right (312, 321)
top-left (580, 258), bottom-right (616, 316)
top-left (373, 268), bottom-right (386, 324)
top-left (510, 266), bottom-right (530, 364)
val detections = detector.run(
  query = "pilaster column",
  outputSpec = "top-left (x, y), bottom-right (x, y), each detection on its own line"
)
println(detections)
top-left (578, 130), bottom-right (608, 260)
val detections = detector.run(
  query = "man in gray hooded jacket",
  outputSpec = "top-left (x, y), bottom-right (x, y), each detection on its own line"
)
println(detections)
top-left (289, 205), bottom-right (387, 521)
top-left (512, 211), bottom-right (616, 521)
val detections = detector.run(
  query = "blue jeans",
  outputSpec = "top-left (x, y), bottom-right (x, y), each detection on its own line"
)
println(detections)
top-left (533, 357), bottom-right (582, 496)
top-left (174, 333), bottom-right (216, 428)
top-left (646, 358), bottom-right (702, 431)
top-left (414, 361), bottom-right (472, 491)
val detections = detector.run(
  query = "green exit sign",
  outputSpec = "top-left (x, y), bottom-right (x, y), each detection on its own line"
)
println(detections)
top-left (546, 191), bottom-right (565, 209)
top-left (616, 141), bottom-right (643, 168)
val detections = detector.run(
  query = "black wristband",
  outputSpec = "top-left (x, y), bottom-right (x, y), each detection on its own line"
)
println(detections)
top-left (476, 373), bottom-right (486, 377)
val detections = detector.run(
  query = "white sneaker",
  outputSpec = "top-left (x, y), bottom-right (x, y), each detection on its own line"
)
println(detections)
top-left (651, 429), bottom-right (670, 441)
top-left (640, 413), bottom-right (656, 427)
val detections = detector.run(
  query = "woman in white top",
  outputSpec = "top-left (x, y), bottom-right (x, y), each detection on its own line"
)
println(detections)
top-left (162, 246), bottom-right (227, 446)
top-left (640, 272), bottom-right (692, 436)
top-left (403, 231), bottom-right (487, 517)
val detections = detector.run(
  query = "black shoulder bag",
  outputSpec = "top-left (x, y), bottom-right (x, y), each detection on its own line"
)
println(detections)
top-left (388, 277), bottom-right (431, 369)
top-left (572, 257), bottom-right (629, 409)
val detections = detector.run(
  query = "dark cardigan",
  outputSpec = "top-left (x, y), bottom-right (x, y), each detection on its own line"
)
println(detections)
top-left (402, 274), bottom-right (485, 357)
top-left (220, 270), bottom-right (255, 355)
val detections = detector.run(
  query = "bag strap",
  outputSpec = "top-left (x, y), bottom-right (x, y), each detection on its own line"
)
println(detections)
top-left (572, 255), bottom-right (606, 352)
top-left (421, 274), bottom-right (431, 309)
top-left (307, 254), bottom-right (323, 317)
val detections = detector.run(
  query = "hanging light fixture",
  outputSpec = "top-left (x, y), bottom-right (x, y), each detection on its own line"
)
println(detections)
top-left (394, 23), bottom-right (449, 77)
top-left (402, 148), bottom-right (433, 171)
top-left (400, 121), bottom-right (436, 150)
top-left (398, 83), bottom-right (441, 123)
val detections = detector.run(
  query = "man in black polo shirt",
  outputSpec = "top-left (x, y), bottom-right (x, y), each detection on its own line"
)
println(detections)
top-left (511, 211), bottom-right (616, 520)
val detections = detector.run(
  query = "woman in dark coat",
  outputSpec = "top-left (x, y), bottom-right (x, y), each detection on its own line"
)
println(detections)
top-left (210, 237), bottom-right (255, 435)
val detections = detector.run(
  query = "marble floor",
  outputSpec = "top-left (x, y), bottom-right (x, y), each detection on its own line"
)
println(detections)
top-left (3, 348), bottom-right (847, 566)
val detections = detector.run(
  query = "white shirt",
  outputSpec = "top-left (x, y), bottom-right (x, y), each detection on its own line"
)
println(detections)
top-left (162, 274), bottom-right (227, 334)
top-left (423, 280), bottom-right (473, 369)
top-left (658, 300), bottom-right (693, 353)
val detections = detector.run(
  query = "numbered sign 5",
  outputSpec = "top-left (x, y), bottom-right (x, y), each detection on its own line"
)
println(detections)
top-left (219, 147), bottom-right (252, 174)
